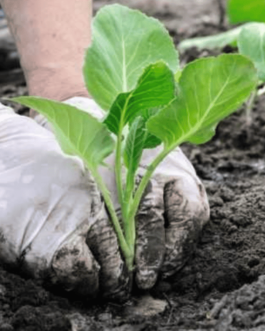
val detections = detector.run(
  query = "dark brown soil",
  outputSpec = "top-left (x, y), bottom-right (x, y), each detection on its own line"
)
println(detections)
top-left (1, 1), bottom-right (265, 330)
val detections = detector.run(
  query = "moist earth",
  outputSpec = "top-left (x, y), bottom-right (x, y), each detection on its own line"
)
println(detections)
top-left (1, 0), bottom-right (265, 330)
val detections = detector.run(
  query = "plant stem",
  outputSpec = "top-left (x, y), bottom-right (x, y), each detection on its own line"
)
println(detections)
top-left (123, 170), bottom-right (135, 250)
top-left (128, 147), bottom-right (169, 233)
top-left (89, 166), bottom-right (133, 266)
top-left (115, 131), bottom-right (125, 216)
top-left (245, 89), bottom-right (257, 126)
top-left (115, 97), bottom-right (131, 221)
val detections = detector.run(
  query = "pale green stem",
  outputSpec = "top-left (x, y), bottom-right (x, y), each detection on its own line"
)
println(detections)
top-left (245, 89), bottom-right (257, 126)
top-left (115, 131), bottom-right (125, 217)
top-left (115, 97), bottom-right (131, 222)
top-left (123, 169), bottom-right (135, 250)
top-left (127, 147), bottom-right (169, 242)
top-left (89, 166), bottom-right (133, 268)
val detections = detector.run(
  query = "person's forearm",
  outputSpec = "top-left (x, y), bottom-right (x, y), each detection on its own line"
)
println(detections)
top-left (1, 0), bottom-right (92, 101)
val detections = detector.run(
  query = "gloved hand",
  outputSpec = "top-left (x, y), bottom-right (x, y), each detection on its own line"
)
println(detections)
top-left (0, 97), bottom-right (209, 300)
top-left (42, 96), bottom-right (210, 289)
top-left (135, 146), bottom-right (209, 288)
top-left (0, 102), bottom-right (129, 301)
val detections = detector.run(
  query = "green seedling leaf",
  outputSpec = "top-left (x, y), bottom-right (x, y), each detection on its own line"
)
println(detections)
top-left (178, 24), bottom-right (252, 51)
top-left (104, 61), bottom-right (175, 135)
top-left (147, 54), bottom-right (257, 149)
top-left (124, 116), bottom-right (146, 174)
top-left (140, 108), bottom-right (161, 148)
top-left (238, 23), bottom-right (265, 82)
top-left (228, 0), bottom-right (265, 24)
top-left (84, 4), bottom-right (179, 110)
top-left (11, 97), bottom-right (114, 170)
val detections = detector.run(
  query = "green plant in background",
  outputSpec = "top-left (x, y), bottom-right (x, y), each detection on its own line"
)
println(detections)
top-left (179, 0), bottom-right (265, 52)
top-left (10, 5), bottom-right (257, 271)
top-left (228, 0), bottom-right (265, 24)
top-left (179, 1), bottom-right (265, 125)
top-left (179, 22), bottom-right (265, 84)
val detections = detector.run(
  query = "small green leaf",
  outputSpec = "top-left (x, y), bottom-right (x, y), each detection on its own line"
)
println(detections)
top-left (228, 0), bottom-right (265, 24)
top-left (124, 116), bottom-right (146, 173)
top-left (11, 97), bottom-right (114, 170)
top-left (104, 61), bottom-right (175, 135)
top-left (238, 23), bottom-right (265, 82)
top-left (147, 54), bottom-right (257, 148)
top-left (84, 4), bottom-right (179, 110)
top-left (178, 24), bottom-right (251, 51)
top-left (140, 108), bottom-right (161, 148)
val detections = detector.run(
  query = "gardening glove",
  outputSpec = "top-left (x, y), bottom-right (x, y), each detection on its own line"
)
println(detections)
top-left (135, 146), bottom-right (209, 289)
top-left (52, 97), bottom-right (210, 290)
top-left (0, 102), bottom-right (130, 301)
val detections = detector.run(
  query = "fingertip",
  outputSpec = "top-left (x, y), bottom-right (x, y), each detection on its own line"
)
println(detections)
top-left (135, 178), bottom-right (165, 290)
top-left (86, 213), bottom-right (131, 302)
top-left (136, 268), bottom-right (158, 290)
top-left (51, 237), bottom-right (100, 298)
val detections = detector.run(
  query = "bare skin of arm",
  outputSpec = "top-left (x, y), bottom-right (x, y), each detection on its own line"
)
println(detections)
top-left (0, 0), bottom-right (91, 107)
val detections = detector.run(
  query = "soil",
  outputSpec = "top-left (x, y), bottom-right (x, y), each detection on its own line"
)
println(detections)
top-left (1, 0), bottom-right (265, 330)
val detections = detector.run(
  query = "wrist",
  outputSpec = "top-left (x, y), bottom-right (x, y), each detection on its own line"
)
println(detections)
top-left (26, 65), bottom-right (89, 100)
top-left (27, 65), bottom-right (89, 117)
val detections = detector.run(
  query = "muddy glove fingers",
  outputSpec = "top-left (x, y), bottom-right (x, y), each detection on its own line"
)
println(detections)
top-left (135, 178), bottom-right (165, 289)
top-left (161, 151), bottom-right (209, 277)
top-left (0, 105), bottom-right (104, 298)
top-left (29, 99), bottom-right (131, 300)
top-left (135, 147), bottom-right (209, 287)
top-left (86, 205), bottom-right (130, 302)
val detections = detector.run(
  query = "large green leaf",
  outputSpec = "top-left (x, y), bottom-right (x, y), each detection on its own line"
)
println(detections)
top-left (104, 61), bottom-right (175, 135)
top-left (84, 4), bottom-right (179, 110)
top-left (228, 0), bottom-right (265, 24)
top-left (124, 116), bottom-right (146, 174)
top-left (147, 54), bottom-right (257, 149)
top-left (11, 97), bottom-right (114, 170)
top-left (238, 23), bottom-right (265, 82)
top-left (178, 24), bottom-right (251, 51)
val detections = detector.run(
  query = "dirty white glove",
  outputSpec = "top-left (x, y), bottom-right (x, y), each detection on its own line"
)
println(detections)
top-left (135, 147), bottom-right (209, 288)
top-left (0, 102), bottom-right (129, 301)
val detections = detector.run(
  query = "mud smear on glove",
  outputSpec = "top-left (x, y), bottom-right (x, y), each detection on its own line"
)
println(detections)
top-left (135, 179), bottom-right (165, 290)
top-left (162, 179), bottom-right (208, 278)
top-left (50, 236), bottom-right (100, 298)
top-left (87, 212), bottom-right (131, 302)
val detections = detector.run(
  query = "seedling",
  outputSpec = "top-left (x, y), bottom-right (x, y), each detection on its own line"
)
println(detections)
top-left (11, 5), bottom-right (257, 271)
